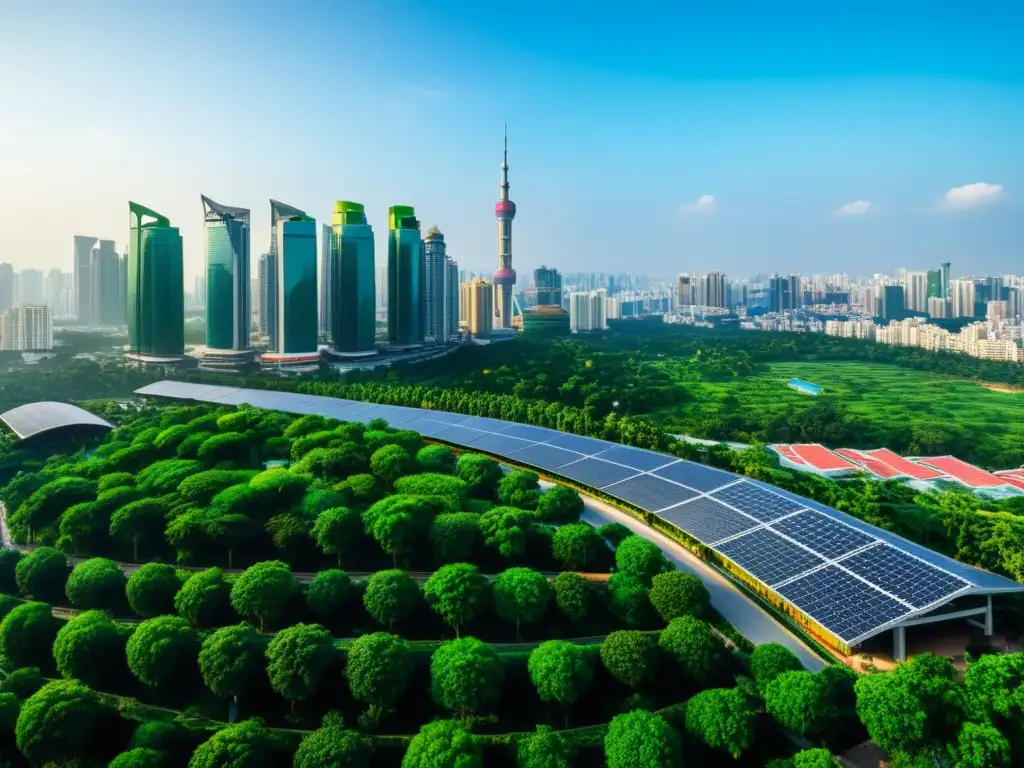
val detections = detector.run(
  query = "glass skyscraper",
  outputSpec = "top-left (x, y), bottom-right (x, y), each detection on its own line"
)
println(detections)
top-left (202, 196), bottom-right (251, 350)
top-left (271, 200), bottom-right (318, 355)
top-left (387, 205), bottom-right (423, 347)
top-left (127, 201), bottom-right (184, 357)
top-left (330, 201), bottom-right (376, 356)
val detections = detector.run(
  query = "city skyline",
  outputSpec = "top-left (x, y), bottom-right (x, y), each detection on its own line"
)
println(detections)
top-left (2, 2), bottom-right (1022, 276)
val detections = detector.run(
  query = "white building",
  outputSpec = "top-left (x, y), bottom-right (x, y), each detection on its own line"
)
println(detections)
top-left (0, 304), bottom-right (53, 351)
top-left (569, 290), bottom-right (607, 332)
top-left (950, 279), bottom-right (976, 318)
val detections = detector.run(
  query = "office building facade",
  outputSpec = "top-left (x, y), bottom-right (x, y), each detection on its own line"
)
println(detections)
top-left (127, 202), bottom-right (184, 358)
top-left (329, 201), bottom-right (376, 356)
top-left (202, 196), bottom-right (251, 351)
top-left (271, 200), bottom-right (318, 355)
top-left (676, 274), bottom-right (695, 308)
top-left (703, 271), bottom-right (727, 308)
top-left (533, 266), bottom-right (563, 307)
top-left (92, 240), bottom-right (121, 326)
top-left (423, 226), bottom-right (450, 342)
top-left (387, 205), bottom-right (423, 346)
top-left (319, 223), bottom-right (332, 337)
top-left (73, 235), bottom-right (96, 323)
top-left (446, 257), bottom-right (460, 340)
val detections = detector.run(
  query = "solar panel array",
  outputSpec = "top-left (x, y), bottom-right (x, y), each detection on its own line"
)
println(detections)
top-left (135, 380), bottom-right (1022, 646)
top-left (0, 401), bottom-right (114, 440)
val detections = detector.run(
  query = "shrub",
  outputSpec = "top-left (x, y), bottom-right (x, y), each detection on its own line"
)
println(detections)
top-left (126, 563), bottom-right (182, 618)
top-left (649, 571), bottom-right (710, 622)
top-left (65, 557), bottom-right (127, 611)
top-left (14, 547), bottom-right (68, 602)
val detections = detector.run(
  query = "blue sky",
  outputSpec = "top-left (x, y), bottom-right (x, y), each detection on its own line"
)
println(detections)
top-left (2, 0), bottom-right (1022, 279)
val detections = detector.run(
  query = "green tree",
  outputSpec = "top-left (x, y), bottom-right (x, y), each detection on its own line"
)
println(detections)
top-left (516, 725), bottom-right (575, 768)
top-left (751, 643), bottom-right (804, 692)
top-left (14, 546), bottom-right (68, 601)
top-left (600, 631), bottom-right (658, 689)
top-left (127, 563), bottom-right (182, 618)
top-left (954, 722), bottom-right (1011, 768)
top-left (52, 610), bottom-right (126, 689)
top-left (291, 443), bottom-right (369, 482)
top-left (423, 563), bottom-right (489, 638)
top-left (614, 536), bottom-right (670, 586)
top-left (416, 445), bottom-right (456, 473)
top-left (369, 444), bottom-right (413, 486)
top-left (493, 567), bottom-right (552, 641)
top-left (685, 687), bottom-right (756, 758)
top-left (0, 667), bottom-right (43, 699)
top-left (362, 569), bottom-right (420, 631)
top-left (535, 486), bottom-right (584, 525)
top-left (430, 637), bottom-right (505, 719)
top-left (363, 495), bottom-right (436, 567)
top-left (230, 561), bottom-right (294, 631)
top-left (285, 415), bottom-right (328, 440)
top-left (110, 499), bottom-right (167, 561)
top-left (456, 453), bottom-right (503, 499)
top-left (429, 512), bottom-right (482, 564)
top-left (65, 557), bottom-right (127, 611)
top-left (15, 680), bottom-right (114, 767)
top-left (175, 567), bottom-right (233, 628)
top-left (528, 641), bottom-right (593, 726)
top-left (311, 507), bottom-right (362, 567)
top-left (963, 652), bottom-right (1024, 757)
top-left (765, 670), bottom-right (833, 740)
top-left (126, 615), bottom-right (199, 689)
top-left (265, 623), bottom-right (335, 712)
top-left (345, 632), bottom-right (413, 726)
top-left (188, 718), bottom-right (281, 768)
top-left (604, 709), bottom-right (682, 768)
top-left (306, 570), bottom-right (355, 622)
top-left (0, 601), bottom-right (61, 669)
top-left (649, 571), bottom-right (710, 622)
top-left (497, 470), bottom-right (541, 509)
top-left (607, 573), bottom-right (654, 627)
top-left (197, 431), bottom-right (254, 467)
top-left (597, 522), bottom-right (633, 546)
top-left (552, 572), bottom-right (592, 624)
top-left (97, 471), bottom-right (136, 493)
top-left (0, 548), bottom-right (22, 594)
top-left (792, 749), bottom-right (840, 768)
top-left (293, 712), bottom-right (372, 768)
top-left (402, 719), bottom-right (481, 768)
top-left (658, 616), bottom-right (727, 686)
top-left (109, 747), bottom-right (166, 768)
top-left (551, 523), bottom-right (603, 571)
top-left (479, 506), bottom-right (537, 559)
top-left (198, 624), bottom-right (264, 715)
top-left (394, 473), bottom-right (468, 511)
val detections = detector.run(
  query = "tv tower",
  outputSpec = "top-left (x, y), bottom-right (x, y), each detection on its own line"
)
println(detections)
top-left (492, 125), bottom-right (517, 329)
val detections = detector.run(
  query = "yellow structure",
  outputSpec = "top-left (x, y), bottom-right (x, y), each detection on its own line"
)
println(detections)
top-left (460, 278), bottom-right (493, 337)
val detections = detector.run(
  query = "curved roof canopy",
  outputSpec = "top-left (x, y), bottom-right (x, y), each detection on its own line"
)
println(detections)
top-left (270, 199), bottom-right (307, 223)
top-left (135, 380), bottom-right (1024, 648)
top-left (202, 195), bottom-right (250, 222)
top-left (0, 402), bottom-right (114, 442)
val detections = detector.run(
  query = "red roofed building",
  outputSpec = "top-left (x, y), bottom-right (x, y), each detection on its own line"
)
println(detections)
top-left (835, 449), bottom-right (903, 479)
top-left (916, 456), bottom-right (1009, 488)
top-left (863, 448), bottom-right (946, 481)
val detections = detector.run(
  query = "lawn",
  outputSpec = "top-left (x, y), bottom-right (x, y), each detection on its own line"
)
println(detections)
top-left (650, 360), bottom-right (1024, 468)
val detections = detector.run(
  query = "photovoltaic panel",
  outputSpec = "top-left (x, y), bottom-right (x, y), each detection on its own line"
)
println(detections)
top-left (653, 461), bottom-right (737, 492)
top-left (556, 458), bottom-right (640, 488)
top-left (469, 432), bottom-right (535, 456)
top-left (206, 388), bottom-right (262, 405)
top-left (717, 529), bottom-right (826, 586)
top-left (603, 474), bottom-right (698, 512)
top-left (543, 433), bottom-right (614, 455)
top-left (839, 545), bottom-right (969, 609)
top-left (777, 566), bottom-right (910, 643)
top-left (422, 411), bottom-right (476, 425)
top-left (770, 510), bottom-right (877, 560)
top-left (657, 497), bottom-right (759, 545)
top-left (508, 443), bottom-right (585, 471)
top-left (0, 402), bottom-right (114, 441)
top-left (320, 403), bottom-right (380, 421)
top-left (394, 418), bottom-right (452, 438)
top-left (593, 445), bottom-right (677, 472)
top-left (711, 481), bottom-right (806, 522)
top-left (430, 424), bottom-right (487, 446)
top-left (497, 423), bottom-right (563, 442)
top-left (453, 415), bottom-right (511, 432)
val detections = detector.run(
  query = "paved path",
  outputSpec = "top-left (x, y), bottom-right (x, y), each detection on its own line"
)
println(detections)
top-left (574, 489), bottom-right (826, 671)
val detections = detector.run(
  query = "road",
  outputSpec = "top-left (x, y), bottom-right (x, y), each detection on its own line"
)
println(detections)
top-left (575, 489), bottom-right (826, 671)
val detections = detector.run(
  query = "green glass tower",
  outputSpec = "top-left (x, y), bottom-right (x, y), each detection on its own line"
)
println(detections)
top-left (271, 200), bottom-right (318, 355)
top-left (926, 268), bottom-right (943, 300)
top-left (330, 201), bottom-right (376, 355)
top-left (202, 196), bottom-right (251, 350)
top-left (127, 202), bottom-right (184, 357)
top-left (387, 205), bottom-right (423, 347)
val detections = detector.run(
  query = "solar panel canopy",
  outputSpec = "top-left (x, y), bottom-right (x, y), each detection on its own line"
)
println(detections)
top-left (0, 401), bottom-right (114, 441)
top-left (135, 380), bottom-right (1024, 647)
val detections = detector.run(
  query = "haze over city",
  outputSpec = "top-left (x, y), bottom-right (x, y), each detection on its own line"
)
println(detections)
top-left (2, 0), bottom-right (1022, 276)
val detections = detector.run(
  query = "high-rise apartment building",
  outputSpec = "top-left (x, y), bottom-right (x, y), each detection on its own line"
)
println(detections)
top-left (927, 296), bottom-right (949, 319)
top-left (941, 262), bottom-right (951, 299)
top-left (387, 205), bottom-right (423, 347)
top-left (904, 271), bottom-right (928, 313)
top-left (950, 279), bottom-right (976, 318)
top-left (881, 285), bottom-right (905, 320)
top-left (569, 290), bottom-right (608, 331)
top-left (319, 222), bottom-right (332, 337)
top-left (1005, 287), bottom-right (1022, 320)
top-left (202, 196), bottom-right (251, 351)
top-left (329, 201), bottom-right (376, 356)
top-left (460, 278), bottom-right (493, 336)
top-left (271, 200), bottom-right (318, 355)
top-left (423, 226), bottom-right (449, 342)
top-left (769, 275), bottom-right (791, 312)
top-left (675, 274), bottom-right (695, 308)
top-left (127, 202), bottom-right (184, 358)
top-left (73, 235), bottom-right (96, 323)
top-left (91, 240), bottom-right (121, 326)
top-left (45, 269), bottom-right (63, 311)
top-left (533, 266), bottom-right (563, 307)
top-left (926, 269), bottom-right (943, 300)
top-left (0, 305), bottom-right (53, 351)
top-left (703, 271), bottom-right (727, 308)
top-left (0, 263), bottom-right (14, 317)
top-left (446, 258), bottom-right (460, 340)
top-left (19, 269), bottom-right (44, 306)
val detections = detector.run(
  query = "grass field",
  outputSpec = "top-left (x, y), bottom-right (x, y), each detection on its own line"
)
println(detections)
top-left (650, 360), bottom-right (1024, 468)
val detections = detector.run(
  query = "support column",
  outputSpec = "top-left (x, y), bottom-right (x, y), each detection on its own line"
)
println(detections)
top-left (985, 595), bottom-right (993, 636)
top-left (893, 625), bottom-right (907, 662)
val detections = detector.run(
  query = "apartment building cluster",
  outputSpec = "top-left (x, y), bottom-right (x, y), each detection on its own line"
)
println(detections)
top-left (826, 316), bottom-right (1023, 363)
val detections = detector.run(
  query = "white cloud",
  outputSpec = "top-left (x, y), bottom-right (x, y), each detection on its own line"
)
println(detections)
top-left (833, 199), bottom-right (871, 216)
top-left (943, 182), bottom-right (1004, 210)
top-left (679, 194), bottom-right (715, 215)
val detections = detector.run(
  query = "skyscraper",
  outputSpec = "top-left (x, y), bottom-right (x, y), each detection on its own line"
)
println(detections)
top-left (0, 264), bottom-right (15, 316)
top-left (769, 275), bottom-right (790, 312)
top-left (423, 226), bottom-right (449, 342)
top-left (319, 222), bottom-right (332, 337)
top-left (73, 235), bottom-right (96, 323)
top-left (257, 253), bottom-right (275, 341)
top-left (270, 200), bottom-right (318, 356)
top-left (926, 269), bottom-right (943, 300)
top-left (446, 257), bottom-right (460, 340)
top-left (533, 266), bottom-right (563, 307)
top-left (676, 274), bottom-right (695, 308)
top-left (950, 279), bottom-right (976, 318)
top-left (127, 202), bottom-right (184, 358)
top-left (787, 274), bottom-right (801, 309)
top-left (881, 285), bottom-right (906, 320)
top-left (904, 271), bottom-right (928, 313)
top-left (19, 269), bottom-right (44, 305)
top-left (0, 305), bottom-right (52, 351)
top-left (45, 269), bottom-right (63, 311)
top-left (387, 205), bottom-right (423, 347)
top-left (492, 127), bottom-right (517, 329)
top-left (329, 201), bottom-right (376, 356)
top-left (460, 278), bottom-right (493, 336)
top-left (941, 262), bottom-right (951, 299)
top-left (202, 196), bottom-right (251, 351)
top-left (92, 240), bottom-right (121, 326)
top-left (703, 271), bottom-right (727, 308)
